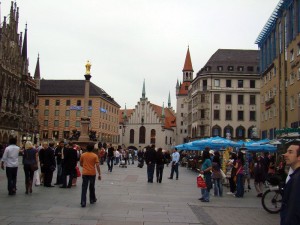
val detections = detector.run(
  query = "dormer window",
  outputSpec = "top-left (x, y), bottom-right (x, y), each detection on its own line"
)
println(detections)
top-left (205, 66), bottom-right (211, 71)
top-left (228, 66), bottom-right (234, 71)
top-left (247, 66), bottom-right (254, 72)
top-left (237, 66), bottom-right (244, 71)
top-left (217, 66), bottom-right (223, 71)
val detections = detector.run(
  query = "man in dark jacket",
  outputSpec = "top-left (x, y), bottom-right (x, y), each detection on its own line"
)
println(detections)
top-left (43, 142), bottom-right (56, 187)
top-left (144, 145), bottom-right (156, 183)
top-left (280, 141), bottom-right (300, 225)
top-left (54, 141), bottom-right (65, 185)
top-left (60, 142), bottom-right (78, 188)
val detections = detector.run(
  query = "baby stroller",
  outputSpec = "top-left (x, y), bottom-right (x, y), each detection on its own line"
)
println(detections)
top-left (119, 155), bottom-right (127, 168)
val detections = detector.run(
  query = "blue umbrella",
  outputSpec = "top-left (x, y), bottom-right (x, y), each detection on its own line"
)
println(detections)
top-left (192, 136), bottom-right (241, 150)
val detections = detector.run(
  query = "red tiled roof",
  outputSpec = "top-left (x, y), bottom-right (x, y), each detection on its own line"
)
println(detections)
top-left (178, 81), bottom-right (190, 95)
top-left (183, 47), bottom-right (193, 72)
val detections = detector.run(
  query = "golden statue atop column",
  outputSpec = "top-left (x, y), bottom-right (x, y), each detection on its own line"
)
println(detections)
top-left (85, 60), bottom-right (92, 75)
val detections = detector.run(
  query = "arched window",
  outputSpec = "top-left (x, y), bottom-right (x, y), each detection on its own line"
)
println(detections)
top-left (150, 129), bottom-right (156, 144)
top-left (212, 125), bottom-right (221, 137)
top-left (130, 129), bottom-right (134, 143)
top-left (139, 126), bottom-right (146, 144)
top-left (236, 126), bottom-right (245, 139)
top-left (223, 125), bottom-right (233, 139)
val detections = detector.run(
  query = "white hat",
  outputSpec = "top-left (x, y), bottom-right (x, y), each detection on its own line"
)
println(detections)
top-left (209, 150), bottom-right (214, 155)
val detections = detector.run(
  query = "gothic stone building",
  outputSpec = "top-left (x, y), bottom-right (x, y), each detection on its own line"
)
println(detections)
top-left (0, 2), bottom-right (39, 144)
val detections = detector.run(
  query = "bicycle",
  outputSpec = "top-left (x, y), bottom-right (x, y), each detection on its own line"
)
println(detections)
top-left (261, 175), bottom-right (284, 214)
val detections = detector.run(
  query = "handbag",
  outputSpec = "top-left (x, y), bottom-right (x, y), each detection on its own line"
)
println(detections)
top-left (197, 175), bottom-right (207, 189)
top-left (30, 163), bottom-right (38, 171)
top-left (220, 169), bottom-right (226, 179)
top-left (76, 166), bottom-right (81, 177)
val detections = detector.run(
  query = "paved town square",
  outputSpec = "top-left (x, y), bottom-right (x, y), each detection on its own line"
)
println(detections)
top-left (0, 160), bottom-right (279, 225)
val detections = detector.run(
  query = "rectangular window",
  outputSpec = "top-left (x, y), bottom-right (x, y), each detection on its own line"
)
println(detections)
top-left (290, 96), bottom-right (295, 110)
top-left (238, 80), bottom-right (244, 88)
top-left (200, 109), bottom-right (205, 119)
top-left (201, 94), bottom-right (205, 103)
top-left (65, 120), bottom-right (69, 127)
top-left (75, 121), bottom-right (80, 127)
top-left (225, 95), bottom-right (232, 104)
top-left (66, 100), bottom-right (71, 106)
top-left (77, 100), bottom-right (81, 106)
top-left (88, 100), bottom-right (92, 106)
top-left (249, 111), bottom-right (256, 121)
top-left (238, 95), bottom-right (244, 105)
top-left (44, 120), bottom-right (48, 126)
top-left (238, 111), bottom-right (244, 121)
top-left (290, 72), bottom-right (295, 84)
top-left (88, 110), bottom-right (92, 117)
top-left (65, 110), bottom-right (70, 116)
top-left (55, 100), bottom-right (60, 106)
top-left (44, 109), bottom-right (49, 116)
top-left (217, 66), bottom-right (223, 71)
top-left (250, 95), bottom-right (256, 105)
top-left (54, 120), bottom-right (59, 127)
top-left (250, 80), bottom-right (255, 88)
top-left (181, 121), bottom-right (183, 126)
top-left (214, 79), bottom-right (220, 87)
top-left (76, 111), bottom-right (81, 117)
top-left (213, 110), bottom-right (220, 120)
top-left (181, 104), bottom-right (184, 108)
top-left (226, 80), bottom-right (232, 88)
top-left (54, 110), bottom-right (59, 116)
top-left (225, 110), bottom-right (232, 120)
top-left (214, 94), bottom-right (220, 104)
top-left (45, 99), bottom-right (49, 106)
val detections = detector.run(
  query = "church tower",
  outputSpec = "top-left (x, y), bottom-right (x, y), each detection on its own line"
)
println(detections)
top-left (176, 47), bottom-right (194, 145)
top-left (182, 46), bottom-right (193, 82)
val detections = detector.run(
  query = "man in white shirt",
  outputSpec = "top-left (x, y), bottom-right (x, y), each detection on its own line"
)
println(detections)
top-left (168, 148), bottom-right (180, 180)
top-left (1, 137), bottom-right (20, 195)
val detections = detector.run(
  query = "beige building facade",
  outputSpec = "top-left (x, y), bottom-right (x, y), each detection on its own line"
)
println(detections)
top-left (256, 0), bottom-right (300, 138)
top-left (187, 49), bottom-right (261, 140)
top-left (38, 80), bottom-right (120, 144)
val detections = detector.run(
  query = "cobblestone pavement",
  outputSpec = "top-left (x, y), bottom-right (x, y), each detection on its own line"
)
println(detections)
top-left (0, 158), bottom-right (279, 225)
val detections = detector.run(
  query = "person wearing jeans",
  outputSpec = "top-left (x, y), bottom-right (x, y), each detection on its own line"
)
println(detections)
top-left (168, 148), bottom-right (180, 180)
top-left (80, 143), bottom-right (101, 207)
top-left (106, 144), bottom-right (114, 172)
top-left (1, 137), bottom-right (20, 195)
top-left (199, 148), bottom-right (212, 202)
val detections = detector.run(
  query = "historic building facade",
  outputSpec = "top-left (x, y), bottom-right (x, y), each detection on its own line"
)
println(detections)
top-left (0, 2), bottom-right (39, 144)
top-left (38, 78), bottom-right (120, 144)
top-left (256, 0), bottom-right (300, 139)
top-left (176, 47), bottom-right (193, 145)
top-left (119, 81), bottom-right (176, 150)
top-left (187, 49), bottom-right (261, 140)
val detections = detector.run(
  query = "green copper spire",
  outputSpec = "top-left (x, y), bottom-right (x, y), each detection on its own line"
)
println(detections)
top-left (168, 91), bottom-right (171, 108)
top-left (123, 103), bottom-right (127, 119)
top-left (162, 102), bottom-right (165, 118)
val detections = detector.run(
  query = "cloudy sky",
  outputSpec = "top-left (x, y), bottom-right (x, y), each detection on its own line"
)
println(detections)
top-left (1, 0), bottom-right (278, 109)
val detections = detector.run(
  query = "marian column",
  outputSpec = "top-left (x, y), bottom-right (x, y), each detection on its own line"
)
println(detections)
top-left (78, 61), bottom-right (92, 142)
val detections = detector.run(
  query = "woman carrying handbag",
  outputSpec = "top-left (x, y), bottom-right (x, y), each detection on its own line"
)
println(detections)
top-left (23, 141), bottom-right (38, 194)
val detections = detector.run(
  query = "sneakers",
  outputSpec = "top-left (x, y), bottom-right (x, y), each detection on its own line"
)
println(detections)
top-left (226, 192), bottom-right (233, 195)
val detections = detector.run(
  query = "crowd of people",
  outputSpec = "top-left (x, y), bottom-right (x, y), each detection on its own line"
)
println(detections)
top-left (1, 138), bottom-right (299, 223)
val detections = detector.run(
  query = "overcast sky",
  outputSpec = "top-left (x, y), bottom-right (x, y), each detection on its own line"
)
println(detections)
top-left (1, 0), bottom-right (279, 109)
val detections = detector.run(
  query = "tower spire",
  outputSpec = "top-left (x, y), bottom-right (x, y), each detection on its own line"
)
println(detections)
top-left (182, 46), bottom-right (194, 82)
top-left (142, 79), bottom-right (146, 99)
top-left (22, 23), bottom-right (27, 60)
top-left (183, 46), bottom-right (193, 72)
top-left (34, 54), bottom-right (40, 79)
top-left (168, 91), bottom-right (171, 108)
top-left (162, 102), bottom-right (165, 118)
